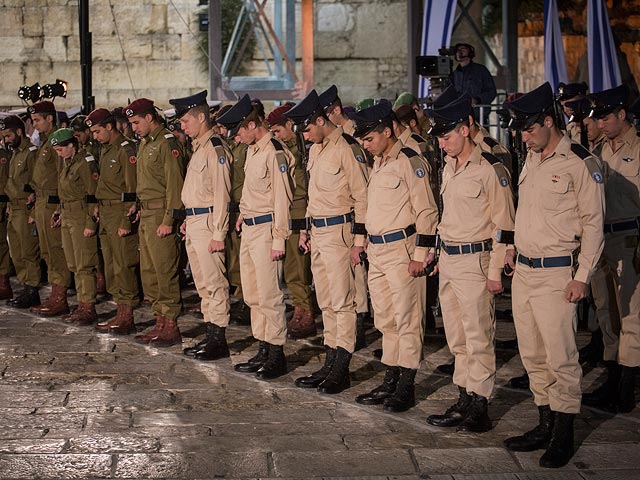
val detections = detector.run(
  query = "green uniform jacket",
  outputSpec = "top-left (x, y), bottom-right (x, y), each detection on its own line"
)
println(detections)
top-left (58, 149), bottom-right (99, 231)
top-left (32, 131), bottom-right (60, 195)
top-left (6, 138), bottom-right (37, 202)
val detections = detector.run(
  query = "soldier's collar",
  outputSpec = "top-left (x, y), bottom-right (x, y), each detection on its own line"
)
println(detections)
top-left (253, 130), bottom-right (273, 151)
top-left (18, 137), bottom-right (31, 152)
top-left (325, 125), bottom-right (343, 145)
top-left (193, 128), bottom-right (214, 150)
top-left (148, 125), bottom-right (165, 142)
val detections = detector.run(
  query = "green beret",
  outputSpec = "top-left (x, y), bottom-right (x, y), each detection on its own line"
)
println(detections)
top-left (392, 91), bottom-right (417, 110)
top-left (50, 128), bottom-right (75, 146)
top-left (355, 98), bottom-right (375, 112)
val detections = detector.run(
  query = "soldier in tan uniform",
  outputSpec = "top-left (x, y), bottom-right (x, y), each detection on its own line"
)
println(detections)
top-left (217, 95), bottom-right (294, 380)
top-left (285, 90), bottom-right (369, 394)
top-left (169, 91), bottom-right (232, 361)
top-left (125, 98), bottom-right (186, 347)
top-left (556, 82), bottom-right (589, 143)
top-left (0, 144), bottom-right (11, 300)
top-left (0, 115), bottom-right (41, 307)
top-left (265, 104), bottom-right (315, 338)
top-left (581, 85), bottom-right (640, 413)
top-left (28, 101), bottom-right (72, 317)
top-left (422, 97), bottom-right (515, 431)
top-left (502, 83), bottom-right (604, 468)
top-left (351, 100), bottom-right (438, 412)
top-left (85, 108), bottom-right (140, 334)
top-left (50, 128), bottom-right (100, 325)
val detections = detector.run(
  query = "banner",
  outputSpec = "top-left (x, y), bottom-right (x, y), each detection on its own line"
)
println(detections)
top-left (588, 0), bottom-right (622, 92)
top-left (543, 0), bottom-right (569, 93)
top-left (418, 0), bottom-right (456, 98)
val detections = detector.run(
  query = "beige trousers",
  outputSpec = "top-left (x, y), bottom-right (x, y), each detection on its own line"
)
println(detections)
top-left (590, 256), bottom-right (621, 361)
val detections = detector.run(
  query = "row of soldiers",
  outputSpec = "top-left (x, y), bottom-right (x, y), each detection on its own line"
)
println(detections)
top-left (0, 79), bottom-right (638, 470)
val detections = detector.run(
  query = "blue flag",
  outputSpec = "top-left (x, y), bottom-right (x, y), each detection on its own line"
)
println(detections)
top-left (544, 0), bottom-right (569, 93)
top-left (418, 0), bottom-right (456, 98)
top-left (588, 0), bottom-right (622, 92)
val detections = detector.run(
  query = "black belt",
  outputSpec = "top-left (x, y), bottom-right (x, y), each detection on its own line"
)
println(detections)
top-left (517, 254), bottom-right (573, 268)
top-left (186, 206), bottom-right (214, 216)
top-left (442, 239), bottom-right (492, 255)
top-left (243, 213), bottom-right (273, 226)
top-left (368, 225), bottom-right (416, 244)
top-left (604, 219), bottom-right (639, 234)
top-left (311, 212), bottom-right (352, 228)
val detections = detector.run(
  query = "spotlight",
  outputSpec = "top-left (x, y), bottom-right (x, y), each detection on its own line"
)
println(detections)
top-left (41, 79), bottom-right (68, 99)
top-left (17, 83), bottom-right (42, 103)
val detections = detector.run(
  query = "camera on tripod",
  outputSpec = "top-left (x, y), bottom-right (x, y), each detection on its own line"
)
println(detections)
top-left (415, 55), bottom-right (452, 78)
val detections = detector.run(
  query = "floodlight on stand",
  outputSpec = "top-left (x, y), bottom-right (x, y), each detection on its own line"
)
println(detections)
top-left (17, 83), bottom-right (42, 103)
top-left (41, 79), bottom-right (68, 99)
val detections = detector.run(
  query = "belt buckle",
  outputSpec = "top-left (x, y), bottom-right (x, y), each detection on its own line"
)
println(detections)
top-left (528, 257), bottom-right (534, 268)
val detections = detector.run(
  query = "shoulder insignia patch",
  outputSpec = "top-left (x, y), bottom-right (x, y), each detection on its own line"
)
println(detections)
top-left (499, 176), bottom-right (509, 187)
top-left (592, 171), bottom-right (603, 183)
top-left (0, 157), bottom-right (7, 164)
top-left (129, 156), bottom-right (137, 164)
top-left (279, 162), bottom-right (287, 173)
top-left (29, 146), bottom-right (37, 151)
top-left (121, 141), bottom-right (129, 146)
top-left (481, 151), bottom-right (500, 165)
top-left (344, 135), bottom-right (367, 165)
top-left (401, 147), bottom-right (428, 178)
top-left (218, 156), bottom-right (226, 165)
top-left (171, 149), bottom-right (180, 158)
top-left (92, 172), bottom-right (100, 181)
top-left (483, 136), bottom-right (498, 148)
top-left (570, 143), bottom-right (591, 160)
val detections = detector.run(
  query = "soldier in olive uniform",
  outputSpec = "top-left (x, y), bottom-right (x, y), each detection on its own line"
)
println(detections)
top-left (0, 143), bottom-right (12, 300)
top-left (125, 98), bottom-right (186, 347)
top-left (1, 115), bottom-right (41, 307)
top-left (50, 128), bottom-right (100, 325)
top-left (85, 108), bottom-right (140, 335)
top-left (28, 101), bottom-right (72, 317)
top-left (393, 92), bottom-right (431, 139)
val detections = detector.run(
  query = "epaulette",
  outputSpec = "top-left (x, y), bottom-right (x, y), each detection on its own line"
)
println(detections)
top-left (410, 133), bottom-right (426, 143)
top-left (401, 147), bottom-right (427, 179)
top-left (342, 133), bottom-right (366, 164)
top-left (210, 135), bottom-right (229, 165)
top-left (482, 152), bottom-right (510, 188)
top-left (571, 144), bottom-right (604, 183)
top-left (270, 137), bottom-right (289, 173)
top-left (570, 143), bottom-right (592, 160)
top-left (164, 133), bottom-right (175, 139)
top-left (85, 155), bottom-right (99, 177)
top-left (481, 151), bottom-right (500, 165)
top-left (121, 140), bottom-right (129, 146)
top-left (483, 136), bottom-right (498, 148)
top-left (28, 146), bottom-right (37, 152)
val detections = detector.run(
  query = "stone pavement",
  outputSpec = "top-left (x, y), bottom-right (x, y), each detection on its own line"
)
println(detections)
top-left (0, 285), bottom-right (639, 480)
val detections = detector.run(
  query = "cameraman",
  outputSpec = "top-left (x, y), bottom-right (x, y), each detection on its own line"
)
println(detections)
top-left (451, 43), bottom-right (497, 113)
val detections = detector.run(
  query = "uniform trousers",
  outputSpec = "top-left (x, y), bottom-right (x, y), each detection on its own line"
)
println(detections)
top-left (139, 208), bottom-right (181, 321)
top-left (310, 222), bottom-right (356, 352)
top-left (226, 212), bottom-right (243, 298)
top-left (34, 198), bottom-right (71, 288)
top-left (438, 250), bottom-right (495, 398)
top-left (368, 235), bottom-right (423, 369)
top-left (7, 202), bottom-right (40, 286)
top-left (60, 204), bottom-right (98, 303)
top-left (512, 264), bottom-right (582, 413)
top-left (98, 203), bottom-right (139, 305)
top-left (185, 213), bottom-right (229, 327)
top-left (285, 202), bottom-right (312, 310)
top-left (0, 210), bottom-right (10, 276)
top-left (354, 264), bottom-right (369, 314)
top-left (590, 257), bottom-right (621, 361)
top-left (240, 221), bottom-right (286, 345)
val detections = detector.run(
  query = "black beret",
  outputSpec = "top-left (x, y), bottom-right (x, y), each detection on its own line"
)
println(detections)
top-left (0, 115), bottom-right (25, 132)
top-left (69, 115), bottom-right (89, 131)
top-left (318, 85), bottom-right (339, 109)
top-left (587, 84), bottom-right (630, 119)
top-left (215, 94), bottom-right (253, 137)
top-left (169, 90), bottom-right (208, 119)
top-left (351, 99), bottom-right (393, 138)
top-left (504, 82), bottom-right (555, 130)
top-left (556, 82), bottom-right (588, 101)
top-left (283, 90), bottom-right (323, 132)
top-left (426, 96), bottom-right (472, 136)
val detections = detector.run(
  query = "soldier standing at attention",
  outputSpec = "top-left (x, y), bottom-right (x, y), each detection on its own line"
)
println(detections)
top-left (502, 82), bottom-right (604, 468)
top-left (285, 90), bottom-right (369, 394)
top-left (0, 144), bottom-right (12, 300)
top-left (28, 101), bottom-right (72, 317)
top-left (265, 104), bottom-right (315, 339)
top-left (556, 82), bottom-right (589, 142)
top-left (85, 108), bottom-right (140, 335)
top-left (170, 91), bottom-right (233, 361)
top-left (125, 98), bottom-right (186, 347)
top-left (393, 92), bottom-right (431, 139)
top-left (50, 128), bottom-right (100, 325)
top-left (217, 95), bottom-right (294, 380)
top-left (351, 100), bottom-right (438, 412)
top-left (0, 115), bottom-right (41, 308)
top-left (424, 97), bottom-right (515, 431)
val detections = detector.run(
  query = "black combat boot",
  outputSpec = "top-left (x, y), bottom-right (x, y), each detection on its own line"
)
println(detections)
top-left (507, 373), bottom-right (530, 390)
top-left (7, 285), bottom-right (41, 309)
top-left (255, 344), bottom-right (287, 380)
top-left (383, 367), bottom-right (416, 413)
top-left (617, 366), bottom-right (637, 413)
top-left (456, 393), bottom-right (492, 433)
top-left (504, 405), bottom-right (554, 452)
top-left (318, 347), bottom-right (352, 394)
top-left (436, 361), bottom-right (455, 376)
top-left (427, 386), bottom-right (472, 427)
top-left (539, 412), bottom-right (575, 468)
top-left (356, 366), bottom-right (400, 405)
top-left (355, 313), bottom-right (367, 351)
top-left (582, 361), bottom-right (621, 410)
top-left (578, 328), bottom-right (604, 364)
top-left (194, 324), bottom-right (230, 361)
top-left (183, 324), bottom-right (210, 357)
top-left (295, 346), bottom-right (337, 388)
top-left (235, 341), bottom-right (269, 373)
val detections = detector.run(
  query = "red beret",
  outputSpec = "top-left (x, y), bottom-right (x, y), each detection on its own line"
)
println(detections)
top-left (266, 104), bottom-right (294, 127)
top-left (124, 98), bottom-right (155, 118)
top-left (27, 100), bottom-right (56, 116)
top-left (85, 108), bottom-right (112, 127)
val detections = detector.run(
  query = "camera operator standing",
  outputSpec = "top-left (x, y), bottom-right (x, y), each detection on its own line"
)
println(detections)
top-left (451, 43), bottom-right (497, 114)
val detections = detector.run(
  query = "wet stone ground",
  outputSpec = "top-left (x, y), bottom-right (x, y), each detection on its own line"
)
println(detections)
top-left (0, 283), bottom-right (639, 479)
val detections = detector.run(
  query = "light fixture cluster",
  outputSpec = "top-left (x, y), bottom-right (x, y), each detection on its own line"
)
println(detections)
top-left (17, 79), bottom-right (68, 103)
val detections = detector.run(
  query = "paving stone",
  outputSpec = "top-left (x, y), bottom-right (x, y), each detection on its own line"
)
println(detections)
top-left (514, 472), bottom-right (585, 480)
top-left (573, 470), bottom-right (640, 480)
top-left (159, 433), bottom-right (346, 453)
top-left (66, 435), bottom-right (162, 454)
top-left (0, 453), bottom-right (112, 479)
top-left (413, 447), bottom-right (519, 474)
top-left (0, 439), bottom-right (66, 454)
top-left (513, 443), bottom-right (640, 471)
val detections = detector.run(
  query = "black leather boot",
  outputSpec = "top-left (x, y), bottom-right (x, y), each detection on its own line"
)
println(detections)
top-left (507, 373), bottom-right (530, 390)
top-left (618, 366), bottom-right (637, 413)
top-left (356, 366), bottom-right (400, 405)
top-left (183, 324), bottom-right (211, 357)
top-left (456, 393), bottom-right (491, 433)
top-left (194, 324), bottom-right (230, 361)
top-left (355, 313), bottom-right (367, 351)
top-left (295, 347), bottom-right (337, 388)
top-left (582, 360), bottom-right (621, 410)
top-left (427, 386), bottom-right (472, 427)
top-left (504, 405), bottom-right (554, 452)
top-left (255, 344), bottom-right (287, 380)
top-left (7, 285), bottom-right (41, 309)
top-left (235, 341), bottom-right (269, 373)
top-left (578, 328), bottom-right (604, 364)
top-left (318, 347), bottom-right (351, 394)
top-left (383, 367), bottom-right (416, 413)
top-left (539, 412), bottom-right (575, 468)
top-left (436, 361), bottom-right (454, 376)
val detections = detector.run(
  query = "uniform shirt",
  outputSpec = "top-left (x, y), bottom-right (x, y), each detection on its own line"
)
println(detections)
top-left (515, 135), bottom-right (604, 284)
top-left (439, 145), bottom-right (515, 281)
top-left (32, 131), bottom-right (60, 194)
top-left (240, 131), bottom-right (294, 251)
top-left (566, 121), bottom-right (581, 143)
top-left (95, 134), bottom-right (138, 230)
top-left (181, 129), bottom-right (232, 242)
top-left (599, 124), bottom-right (640, 223)
top-left (0, 148), bottom-right (9, 208)
top-left (366, 140), bottom-right (438, 263)
top-left (306, 126), bottom-right (369, 247)
top-left (136, 125), bottom-right (186, 226)
top-left (58, 149), bottom-right (99, 230)
top-left (284, 138), bottom-right (309, 218)
top-left (230, 140), bottom-right (247, 206)
top-left (341, 118), bottom-right (356, 137)
top-left (473, 125), bottom-right (512, 173)
top-left (83, 139), bottom-right (101, 162)
top-left (6, 137), bottom-right (37, 201)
